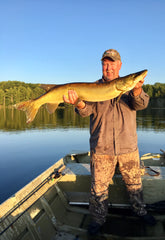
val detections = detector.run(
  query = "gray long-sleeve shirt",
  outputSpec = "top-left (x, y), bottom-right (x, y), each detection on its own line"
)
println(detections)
top-left (76, 78), bottom-right (150, 156)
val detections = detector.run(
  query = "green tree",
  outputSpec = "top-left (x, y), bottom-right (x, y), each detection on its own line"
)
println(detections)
top-left (0, 89), bottom-right (5, 105)
top-left (143, 84), bottom-right (154, 97)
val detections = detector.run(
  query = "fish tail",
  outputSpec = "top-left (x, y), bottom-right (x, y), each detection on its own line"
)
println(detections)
top-left (14, 100), bottom-right (39, 124)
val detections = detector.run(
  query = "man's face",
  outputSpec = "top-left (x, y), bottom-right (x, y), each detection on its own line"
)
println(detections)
top-left (102, 58), bottom-right (122, 82)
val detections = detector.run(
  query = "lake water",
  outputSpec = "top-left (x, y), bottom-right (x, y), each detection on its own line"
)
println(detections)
top-left (0, 99), bottom-right (165, 204)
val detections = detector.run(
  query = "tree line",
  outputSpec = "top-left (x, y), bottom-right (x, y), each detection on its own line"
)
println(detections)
top-left (142, 82), bottom-right (165, 98)
top-left (0, 80), bottom-right (164, 107)
top-left (0, 81), bottom-right (45, 107)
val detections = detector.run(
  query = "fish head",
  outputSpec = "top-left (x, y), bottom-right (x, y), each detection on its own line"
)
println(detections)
top-left (116, 69), bottom-right (148, 92)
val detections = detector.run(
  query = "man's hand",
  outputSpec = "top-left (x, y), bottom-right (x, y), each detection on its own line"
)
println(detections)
top-left (134, 78), bottom-right (144, 89)
top-left (63, 90), bottom-right (85, 109)
top-left (133, 73), bottom-right (147, 96)
top-left (63, 90), bottom-right (79, 105)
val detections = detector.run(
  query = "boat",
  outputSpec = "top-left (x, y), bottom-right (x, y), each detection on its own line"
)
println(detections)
top-left (0, 150), bottom-right (165, 240)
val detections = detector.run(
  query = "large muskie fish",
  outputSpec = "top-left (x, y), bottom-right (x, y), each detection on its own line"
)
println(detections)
top-left (14, 70), bottom-right (148, 123)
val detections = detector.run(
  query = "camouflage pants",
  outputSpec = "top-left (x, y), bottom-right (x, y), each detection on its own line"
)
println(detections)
top-left (89, 149), bottom-right (147, 225)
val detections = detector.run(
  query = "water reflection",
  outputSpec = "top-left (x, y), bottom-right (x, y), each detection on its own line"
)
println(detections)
top-left (0, 98), bottom-right (165, 132)
top-left (137, 98), bottom-right (165, 131)
top-left (0, 99), bottom-right (164, 204)
top-left (0, 106), bottom-right (90, 131)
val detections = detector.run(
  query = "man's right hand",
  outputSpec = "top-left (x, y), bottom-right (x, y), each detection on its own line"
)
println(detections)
top-left (63, 90), bottom-right (85, 109)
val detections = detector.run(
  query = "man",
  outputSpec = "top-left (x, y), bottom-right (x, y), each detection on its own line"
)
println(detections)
top-left (63, 49), bottom-right (156, 235)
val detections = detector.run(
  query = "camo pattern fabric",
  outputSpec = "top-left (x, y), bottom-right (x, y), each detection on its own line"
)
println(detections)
top-left (89, 149), bottom-right (146, 224)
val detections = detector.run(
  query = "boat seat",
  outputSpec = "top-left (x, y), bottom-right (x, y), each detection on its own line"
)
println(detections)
top-left (66, 191), bottom-right (90, 205)
top-left (63, 163), bottom-right (91, 176)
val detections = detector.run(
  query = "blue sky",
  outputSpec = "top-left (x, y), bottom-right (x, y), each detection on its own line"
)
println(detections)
top-left (1, 0), bottom-right (165, 85)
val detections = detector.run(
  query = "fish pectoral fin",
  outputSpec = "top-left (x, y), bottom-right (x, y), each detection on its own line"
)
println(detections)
top-left (40, 84), bottom-right (57, 92)
top-left (46, 103), bottom-right (59, 114)
top-left (116, 92), bottom-right (124, 103)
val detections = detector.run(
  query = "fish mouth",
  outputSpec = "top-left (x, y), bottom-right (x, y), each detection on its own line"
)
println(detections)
top-left (133, 69), bottom-right (148, 85)
top-left (143, 70), bottom-right (148, 78)
top-left (135, 69), bottom-right (148, 78)
top-left (115, 69), bottom-right (148, 92)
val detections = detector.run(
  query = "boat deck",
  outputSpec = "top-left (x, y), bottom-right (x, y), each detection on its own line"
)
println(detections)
top-left (1, 152), bottom-right (165, 240)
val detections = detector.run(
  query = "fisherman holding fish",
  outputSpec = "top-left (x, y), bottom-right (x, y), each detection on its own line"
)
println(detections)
top-left (15, 49), bottom-right (156, 235)
top-left (63, 49), bottom-right (156, 235)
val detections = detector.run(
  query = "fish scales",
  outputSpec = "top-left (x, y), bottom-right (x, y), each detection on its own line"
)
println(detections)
top-left (14, 70), bottom-right (148, 123)
top-left (44, 82), bottom-right (116, 102)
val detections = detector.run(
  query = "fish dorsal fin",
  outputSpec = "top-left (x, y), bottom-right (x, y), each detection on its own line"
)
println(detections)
top-left (46, 103), bottom-right (59, 114)
top-left (40, 84), bottom-right (57, 92)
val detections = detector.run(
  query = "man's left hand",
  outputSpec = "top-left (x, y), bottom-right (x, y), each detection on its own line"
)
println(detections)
top-left (134, 78), bottom-right (144, 89)
top-left (132, 78), bottom-right (145, 96)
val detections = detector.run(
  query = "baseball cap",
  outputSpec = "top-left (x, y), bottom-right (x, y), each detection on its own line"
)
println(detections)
top-left (101, 49), bottom-right (121, 61)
